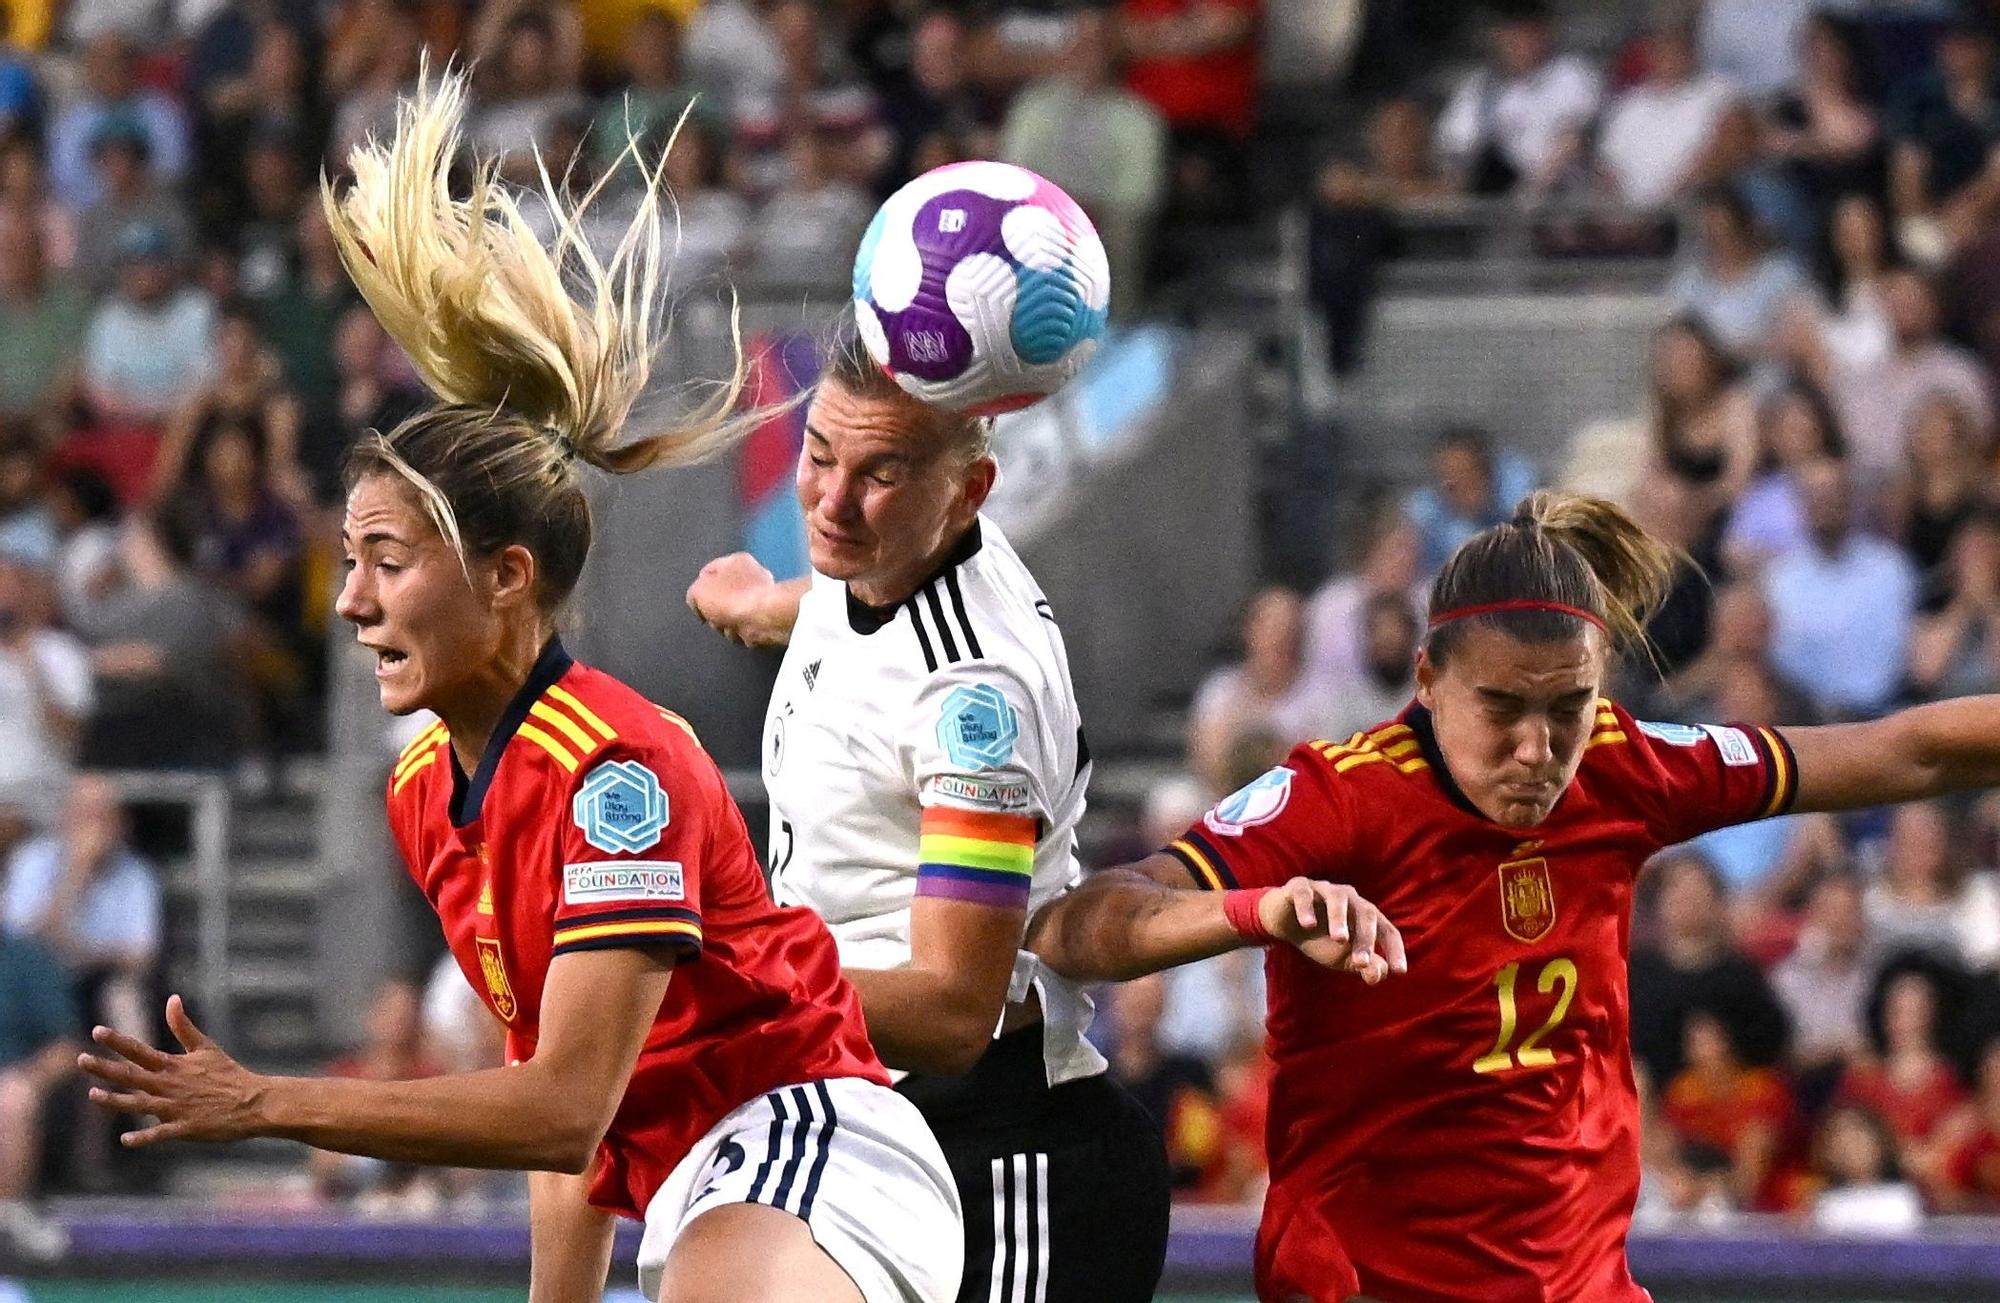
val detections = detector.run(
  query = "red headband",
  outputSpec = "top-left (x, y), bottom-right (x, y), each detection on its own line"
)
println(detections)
top-left (1427, 599), bottom-right (1607, 631)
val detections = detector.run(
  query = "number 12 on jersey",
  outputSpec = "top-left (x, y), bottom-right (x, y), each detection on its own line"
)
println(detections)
top-left (1474, 957), bottom-right (1578, 1074)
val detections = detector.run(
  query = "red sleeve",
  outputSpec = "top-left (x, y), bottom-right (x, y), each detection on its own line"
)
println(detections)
top-left (548, 739), bottom-right (708, 962)
top-left (1614, 714), bottom-right (1799, 849)
top-left (1161, 744), bottom-right (1356, 891)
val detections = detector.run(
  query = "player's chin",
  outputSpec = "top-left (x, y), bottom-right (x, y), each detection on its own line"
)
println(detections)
top-left (806, 534), bottom-right (867, 579)
top-left (1493, 799), bottom-right (1554, 828)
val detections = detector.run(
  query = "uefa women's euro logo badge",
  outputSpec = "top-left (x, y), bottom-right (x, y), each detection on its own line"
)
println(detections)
top-left (573, 759), bottom-right (670, 854)
top-left (1204, 766), bottom-right (1294, 837)
top-left (938, 683), bottom-right (1019, 770)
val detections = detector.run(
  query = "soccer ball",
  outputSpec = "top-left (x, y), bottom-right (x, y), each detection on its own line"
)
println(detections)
top-left (851, 161), bottom-right (1111, 416)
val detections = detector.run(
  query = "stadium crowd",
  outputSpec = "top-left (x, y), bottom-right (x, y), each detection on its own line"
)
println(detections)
top-left (17, 0), bottom-right (2000, 1256)
top-left (1141, 0), bottom-right (2000, 1234)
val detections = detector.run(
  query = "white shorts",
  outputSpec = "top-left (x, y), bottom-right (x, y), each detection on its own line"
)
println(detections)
top-left (636, 1076), bottom-right (963, 1303)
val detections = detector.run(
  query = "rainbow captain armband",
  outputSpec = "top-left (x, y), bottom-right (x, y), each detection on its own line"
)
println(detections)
top-left (915, 806), bottom-right (1038, 908)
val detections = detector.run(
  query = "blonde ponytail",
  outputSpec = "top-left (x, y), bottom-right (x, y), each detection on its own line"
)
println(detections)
top-left (1514, 490), bottom-right (1681, 652)
top-left (323, 62), bottom-right (749, 476)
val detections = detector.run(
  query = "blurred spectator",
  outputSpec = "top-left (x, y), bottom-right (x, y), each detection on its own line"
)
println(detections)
top-left (1309, 99), bottom-right (1449, 376)
top-left (77, 514), bottom-right (243, 771)
top-left (1807, 268), bottom-right (1994, 479)
top-left (421, 949), bottom-right (502, 1076)
top-left (0, 220), bottom-right (85, 435)
top-left (1198, 1030), bottom-right (1269, 1205)
top-left (1597, 18), bottom-right (1737, 209)
top-left (193, 16), bottom-right (325, 225)
top-left (1321, 589), bottom-right (1418, 740)
top-left (1819, 194), bottom-right (1901, 376)
top-left (1863, 801), bottom-right (2000, 967)
top-left (327, 3), bottom-right (425, 168)
top-left (1911, 506), bottom-right (2000, 699)
top-left (1810, 1104), bottom-right (1925, 1234)
top-left (73, 118), bottom-right (195, 298)
top-left (1304, 512), bottom-right (1419, 687)
top-left (1647, 316), bottom-right (1758, 503)
top-left (745, 130), bottom-right (872, 286)
top-left (320, 305), bottom-right (424, 501)
top-left (0, 925), bottom-right (75, 1259)
top-left (230, 128), bottom-right (310, 302)
top-left (1, 773), bottom-right (159, 1049)
top-left (1119, 0), bottom-right (1258, 217)
top-left (1436, 0), bottom-right (1600, 197)
top-left (727, 0), bottom-right (886, 197)
top-left (1698, 0), bottom-right (1815, 99)
top-left (0, 6), bottom-right (38, 142)
top-left (878, 9), bottom-right (994, 192)
top-left (590, 7), bottom-right (703, 172)
top-left (1630, 850), bottom-right (1791, 1085)
top-left (79, 222), bottom-right (218, 456)
top-left (466, 0), bottom-right (585, 94)
top-left (47, 33), bottom-right (190, 210)
top-left (1662, 1011), bottom-right (1795, 1211)
top-left (0, 556), bottom-right (88, 816)
top-left (1187, 587), bottom-right (1335, 797)
top-left (1941, 1037), bottom-right (2000, 1210)
top-left (0, 428), bottom-right (51, 564)
top-left (0, 139), bottom-right (77, 273)
top-left (1721, 383), bottom-right (1845, 573)
top-left (261, 208), bottom-right (361, 500)
top-left (1104, 972), bottom-right (1219, 1193)
top-left (468, 9), bottom-right (590, 184)
top-left (45, 468), bottom-right (120, 632)
top-left (151, 302), bottom-right (304, 509)
top-left (1896, 392), bottom-right (1985, 608)
top-left (1000, 12), bottom-right (1165, 318)
top-left (1404, 426), bottom-right (1538, 577)
top-left (1762, 458), bottom-right (1917, 718)
top-left (1889, 18), bottom-right (2000, 263)
top-left (1838, 965), bottom-right (1969, 1179)
top-left (310, 979), bottom-right (449, 1211)
top-left (651, 117), bottom-right (750, 284)
top-left (683, 0), bottom-right (785, 128)
top-left (1767, 15), bottom-right (1883, 213)
top-left (1667, 187), bottom-right (1815, 363)
top-left (1773, 873), bottom-right (1876, 1087)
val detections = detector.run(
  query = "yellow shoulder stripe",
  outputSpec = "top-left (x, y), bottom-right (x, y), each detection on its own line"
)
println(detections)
top-left (518, 722), bottom-right (580, 772)
top-left (529, 700), bottom-right (598, 754)
top-left (1587, 730), bottom-right (1628, 749)
top-left (392, 750), bottom-right (435, 794)
top-left (395, 722), bottom-right (445, 772)
top-left (546, 684), bottom-right (617, 742)
top-left (656, 707), bottom-right (700, 744)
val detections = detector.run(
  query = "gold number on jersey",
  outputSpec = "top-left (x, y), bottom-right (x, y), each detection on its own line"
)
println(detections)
top-left (1473, 957), bottom-right (1578, 1074)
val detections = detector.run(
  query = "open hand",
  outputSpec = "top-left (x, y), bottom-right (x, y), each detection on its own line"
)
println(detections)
top-left (1258, 878), bottom-right (1407, 984)
top-left (78, 995), bottom-right (268, 1147)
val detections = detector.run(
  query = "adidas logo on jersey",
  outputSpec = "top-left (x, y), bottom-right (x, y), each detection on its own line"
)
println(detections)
top-left (803, 659), bottom-right (822, 691)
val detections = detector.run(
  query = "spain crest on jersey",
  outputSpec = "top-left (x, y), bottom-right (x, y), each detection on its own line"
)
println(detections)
top-left (1498, 856), bottom-right (1556, 943)
top-left (475, 935), bottom-right (518, 1022)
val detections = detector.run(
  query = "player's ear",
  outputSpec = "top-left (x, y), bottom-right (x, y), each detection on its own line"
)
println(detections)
top-left (1414, 645), bottom-right (1438, 709)
top-left (958, 455), bottom-right (997, 516)
top-left (488, 542), bottom-right (539, 613)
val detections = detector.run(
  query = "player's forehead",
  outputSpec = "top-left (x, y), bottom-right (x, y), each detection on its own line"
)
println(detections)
top-left (1450, 625), bottom-right (1602, 702)
top-left (341, 473), bottom-right (432, 548)
top-left (805, 380), bottom-right (936, 464)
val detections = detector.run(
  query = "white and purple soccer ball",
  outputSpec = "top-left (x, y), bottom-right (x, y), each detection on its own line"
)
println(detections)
top-left (852, 161), bottom-right (1111, 416)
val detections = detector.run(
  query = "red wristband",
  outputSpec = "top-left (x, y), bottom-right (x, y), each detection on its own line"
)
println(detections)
top-left (1222, 888), bottom-right (1277, 944)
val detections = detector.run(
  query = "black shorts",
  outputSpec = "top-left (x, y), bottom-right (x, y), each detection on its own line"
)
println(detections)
top-left (898, 1026), bottom-right (1172, 1303)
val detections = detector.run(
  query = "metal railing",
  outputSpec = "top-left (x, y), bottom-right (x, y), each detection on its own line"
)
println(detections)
top-left (99, 769), bottom-right (234, 1045)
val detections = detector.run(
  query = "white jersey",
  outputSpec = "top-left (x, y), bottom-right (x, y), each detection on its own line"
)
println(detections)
top-left (763, 517), bottom-right (1107, 1086)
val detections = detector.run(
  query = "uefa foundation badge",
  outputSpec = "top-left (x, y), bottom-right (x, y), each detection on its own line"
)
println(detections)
top-left (573, 759), bottom-right (670, 854)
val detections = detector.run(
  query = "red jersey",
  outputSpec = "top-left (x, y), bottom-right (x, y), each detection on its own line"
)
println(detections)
top-left (1163, 702), bottom-right (1797, 1303)
top-left (386, 640), bottom-right (886, 1220)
